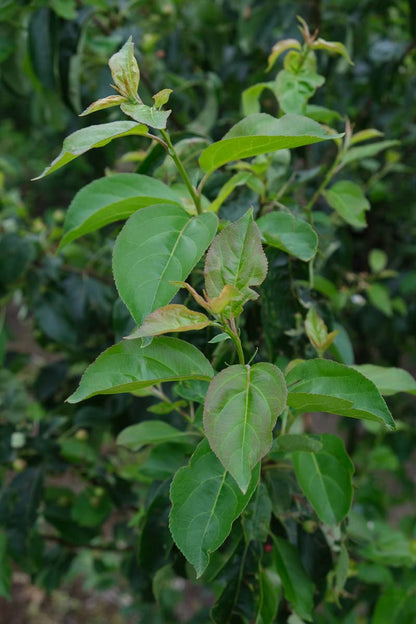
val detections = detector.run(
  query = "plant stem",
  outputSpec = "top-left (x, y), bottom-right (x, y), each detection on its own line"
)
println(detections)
top-left (304, 154), bottom-right (341, 224)
top-left (160, 129), bottom-right (202, 214)
top-left (218, 318), bottom-right (245, 365)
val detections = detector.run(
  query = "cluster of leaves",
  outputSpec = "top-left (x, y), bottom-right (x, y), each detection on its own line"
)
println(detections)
top-left (1, 3), bottom-right (416, 623)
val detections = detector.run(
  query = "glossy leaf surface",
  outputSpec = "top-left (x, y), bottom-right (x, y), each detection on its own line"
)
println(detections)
top-left (34, 122), bottom-right (148, 179)
top-left (113, 204), bottom-right (218, 325)
top-left (293, 434), bottom-right (354, 525)
top-left (204, 209), bottom-right (267, 317)
top-left (204, 363), bottom-right (287, 492)
top-left (67, 337), bottom-right (214, 403)
top-left (257, 212), bottom-right (318, 261)
top-left (60, 174), bottom-right (182, 248)
top-left (199, 113), bottom-right (343, 173)
top-left (169, 439), bottom-right (260, 576)
top-left (286, 359), bottom-right (395, 430)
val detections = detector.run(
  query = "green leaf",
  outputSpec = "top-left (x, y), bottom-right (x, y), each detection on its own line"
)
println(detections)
top-left (368, 249), bottom-right (388, 273)
top-left (350, 128), bottom-right (384, 145)
top-left (113, 204), bottom-right (218, 325)
top-left (350, 365), bottom-right (416, 396)
top-left (292, 434), bottom-right (354, 525)
top-left (153, 88), bottom-right (173, 109)
top-left (67, 336), bottom-right (214, 403)
top-left (0, 531), bottom-right (11, 599)
top-left (203, 362), bottom-right (287, 493)
top-left (311, 38), bottom-right (353, 64)
top-left (272, 536), bottom-right (315, 622)
top-left (341, 140), bottom-right (399, 166)
top-left (275, 69), bottom-right (324, 115)
top-left (33, 121), bottom-right (148, 179)
top-left (257, 212), bottom-right (318, 261)
top-left (208, 171), bottom-right (251, 213)
top-left (373, 586), bottom-right (416, 624)
top-left (367, 283), bottom-right (392, 316)
top-left (243, 482), bottom-right (272, 543)
top-left (126, 304), bottom-right (211, 339)
top-left (109, 37), bottom-right (140, 100)
top-left (60, 173), bottom-right (182, 248)
top-left (117, 420), bottom-right (195, 451)
top-left (169, 439), bottom-right (260, 576)
top-left (304, 307), bottom-right (338, 355)
top-left (242, 82), bottom-right (275, 116)
top-left (274, 434), bottom-right (323, 454)
top-left (71, 488), bottom-right (112, 527)
top-left (286, 359), bottom-right (395, 430)
top-left (255, 567), bottom-right (282, 624)
top-left (267, 39), bottom-right (302, 71)
top-left (323, 181), bottom-right (370, 228)
top-left (199, 113), bottom-right (343, 174)
top-left (204, 209), bottom-right (267, 317)
top-left (305, 104), bottom-right (343, 124)
top-left (79, 95), bottom-right (127, 116)
top-left (121, 101), bottom-right (171, 130)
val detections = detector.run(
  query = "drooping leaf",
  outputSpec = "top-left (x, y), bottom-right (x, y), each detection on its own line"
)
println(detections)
top-left (79, 95), bottom-right (127, 116)
top-left (267, 39), bottom-right (302, 71)
top-left (311, 38), bottom-right (353, 64)
top-left (60, 173), bottom-right (182, 248)
top-left (67, 336), bottom-right (214, 403)
top-left (323, 180), bottom-right (370, 228)
top-left (242, 83), bottom-right (276, 116)
top-left (255, 567), bottom-right (282, 624)
top-left (121, 101), bottom-right (171, 130)
top-left (108, 37), bottom-right (140, 100)
top-left (117, 420), bottom-right (196, 451)
top-left (169, 439), bottom-right (260, 576)
top-left (204, 209), bottom-right (267, 317)
top-left (272, 537), bottom-right (315, 622)
top-left (292, 434), bottom-right (354, 525)
top-left (350, 128), bottom-right (384, 145)
top-left (257, 212), bottom-right (318, 261)
top-left (341, 140), bottom-right (399, 166)
top-left (350, 365), bottom-right (416, 396)
top-left (199, 113), bottom-right (343, 173)
top-left (126, 304), bottom-right (211, 339)
top-left (33, 121), bottom-right (148, 179)
top-left (203, 363), bottom-right (287, 493)
top-left (113, 204), bottom-right (218, 325)
top-left (286, 359), bottom-right (395, 430)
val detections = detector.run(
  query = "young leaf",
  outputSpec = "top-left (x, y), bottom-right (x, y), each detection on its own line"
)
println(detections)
top-left (350, 365), bottom-right (416, 396)
top-left (199, 113), bottom-right (344, 174)
top-left (169, 439), bottom-right (260, 577)
top-left (304, 307), bottom-right (338, 356)
top-left (286, 359), bottom-right (395, 430)
top-left (256, 567), bottom-right (282, 624)
top-left (79, 95), bottom-right (127, 116)
top-left (292, 434), bottom-right (354, 525)
top-left (113, 204), bottom-right (218, 325)
top-left (117, 420), bottom-right (195, 451)
top-left (341, 139), bottom-right (399, 166)
top-left (272, 537), bottom-right (315, 622)
top-left (242, 83), bottom-right (276, 116)
top-left (367, 283), bottom-right (392, 316)
top-left (108, 37), bottom-right (140, 100)
top-left (67, 336), bottom-right (214, 403)
top-left (311, 38), bottom-right (353, 65)
top-left (267, 39), bottom-right (302, 71)
top-left (350, 128), bottom-right (384, 145)
top-left (33, 121), bottom-right (148, 179)
top-left (153, 88), bottom-right (173, 109)
top-left (323, 180), bottom-right (370, 228)
top-left (204, 209), bottom-right (267, 317)
top-left (60, 173), bottom-right (182, 248)
top-left (126, 304), bottom-right (211, 339)
top-left (257, 212), bottom-right (318, 261)
top-left (368, 249), bottom-right (388, 273)
top-left (121, 101), bottom-right (171, 130)
top-left (203, 363), bottom-right (287, 493)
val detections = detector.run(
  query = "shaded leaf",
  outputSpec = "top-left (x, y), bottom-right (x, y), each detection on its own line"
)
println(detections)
top-left (323, 181), bottom-right (370, 228)
top-left (286, 359), bottom-right (395, 430)
top-left (255, 567), bottom-right (281, 624)
top-left (60, 173), bottom-right (182, 248)
top-left (117, 420), bottom-right (196, 451)
top-left (351, 129), bottom-right (384, 145)
top-left (305, 307), bottom-right (338, 355)
top-left (274, 434), bottom-right (323, 454)
top-left (33, 122), bottom-right (148, 179)
top-left (113, 204), bottom-right (218, 325)
top-left (208, 171), bottom-right (251, 213)
top-left (67, 336), bottom-right (214, 403)
top-left (257, 212), bottom-right (318, 261)
top-left (293, 434), bottom-right (354, 525)
top-left (169, 439), bottom-right (260, 576)
top-left (242, 83), bottom-right (275, 116)
top-left (341, 140), bottom-right (399, 166)
top-left (199, 113), bottom-right (343, 173)
top-left (203, 363), bottom-right (287, 493)
top-left (126, 304), bottom-right (211, 339)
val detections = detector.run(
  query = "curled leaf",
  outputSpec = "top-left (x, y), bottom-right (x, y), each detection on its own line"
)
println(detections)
top-left (109, 37), bottom-right (140, 100)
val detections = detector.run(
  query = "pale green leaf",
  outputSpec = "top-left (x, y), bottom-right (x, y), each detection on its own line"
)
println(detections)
top-left (341, 140), bottom-right (399, 166)
top-left (109, 37), bottom-right (140, 99)
top-left (267, 39), bottom-right (302, 72)
top-left (60, 173), bottom-right (182, 248)
top-left (350, 365), bottom-right (416, 396)
top-left (113, 204), bottom-right (218, 325)
top-left (121, 101), bottom-right (171, 130)
top-left (199, 113), bottom-right (344, 174)
top-left (242, 82), bottom-right (275, 116)
top-left (311, 38), bottom-right (353, 65)
top-left (204, 209), bottom-right (267, 317)
top-left (305, 104), bottom-right (343, 124)
top-left (350, 129), bottom-right (384, 145)
top-left (153, 88), bottom-right (173, 109)
top-left (203, 363), bottom-right (287, 493)
top-left (126, 304), bottom-right (211, 339)
top-left (67, 336), bottom-right (214, 403)
top-left (286, 359), bottom-right (395, 430)
top-left (117, 420), bottom-right (196, 451)
top-left (293, 434), bottom-right (354, 525)
top-left (272, 537), bottom-right (314, 622)
top-left (257, 212), bottom-right (318, 261)
top-left (369, 249), bottom-right (388, 273)
top-left (323, 180), bottom-right (370, 228)
top-left (79, 95), bottom-right (127, 116)
top-left (33, 122), bottom-right (148, 179)
top-left (275, 69), bottom-right (324, 115)
top-left (169, 439), bottom-right (260, 576)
